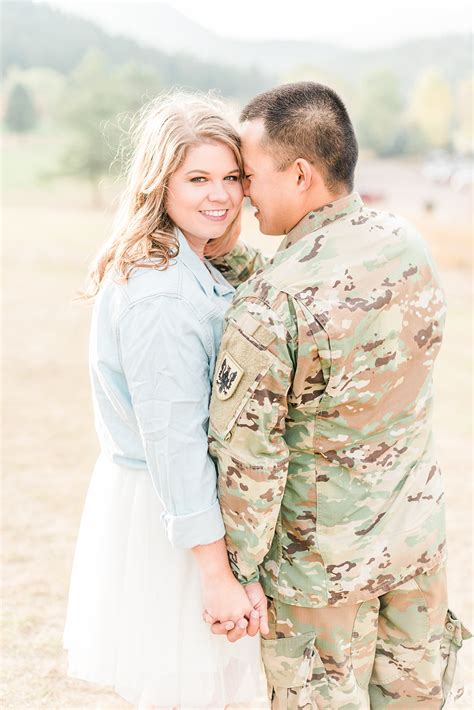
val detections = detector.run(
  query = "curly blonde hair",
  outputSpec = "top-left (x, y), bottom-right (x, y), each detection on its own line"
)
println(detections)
top-left (83, 91), bottom-right (243, 299)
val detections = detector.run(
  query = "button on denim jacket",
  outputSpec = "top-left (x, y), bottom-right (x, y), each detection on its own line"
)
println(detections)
top-left (89, 231), bottom-right (234, 547)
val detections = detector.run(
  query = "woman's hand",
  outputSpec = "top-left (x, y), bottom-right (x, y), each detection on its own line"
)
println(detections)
top-left (204, 210), bottom-right (242, 259)
top-left (203, 581), bottom-right (269, 641)
top-left (201, 571), bottom-right (253, 633)
top-left (193, 538), bottom-right (252, 636)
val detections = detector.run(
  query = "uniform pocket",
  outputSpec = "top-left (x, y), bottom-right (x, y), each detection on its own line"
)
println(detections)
top-left (441, 609), bottom-right (472, 706)
top-left (209, 324), bottom-right (272, 438)
top-left (351, 598), bottom-right (379, 689)
top-left (372, 580), bottom-right (430, 685)
top-left (261, 631), bottom-right (318, 689)
top-left (261, 632), bottom-right (328, 709)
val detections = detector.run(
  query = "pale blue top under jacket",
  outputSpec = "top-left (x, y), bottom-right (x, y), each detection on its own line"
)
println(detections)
top-left (89, 231), bottom-right (234, 548)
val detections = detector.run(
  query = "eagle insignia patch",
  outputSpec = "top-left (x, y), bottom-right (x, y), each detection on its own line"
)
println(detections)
top-left (215, 351), bottom-right (243, 400)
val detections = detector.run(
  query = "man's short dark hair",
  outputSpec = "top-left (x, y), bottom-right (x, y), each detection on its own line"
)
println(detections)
top-left (240, 82), bottom-right (358, 191)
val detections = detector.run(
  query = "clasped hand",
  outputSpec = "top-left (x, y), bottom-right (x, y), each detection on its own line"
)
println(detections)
top-left (202, 580), bottom-right (269, 643)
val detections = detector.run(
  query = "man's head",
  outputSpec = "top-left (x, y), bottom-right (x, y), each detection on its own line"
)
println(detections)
top-left (239, 81), bottom-right (358, 235)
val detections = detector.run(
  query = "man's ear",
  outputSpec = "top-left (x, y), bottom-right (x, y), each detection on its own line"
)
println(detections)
top-left (294, 159), bottom-right (316, 192)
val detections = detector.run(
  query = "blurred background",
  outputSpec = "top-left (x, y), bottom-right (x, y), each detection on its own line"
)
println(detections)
top-left (1, 0), bottom-right (473, 706)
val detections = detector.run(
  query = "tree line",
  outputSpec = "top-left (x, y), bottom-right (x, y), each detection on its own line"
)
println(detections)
top-left (2, 2), bottom-right (472, 198)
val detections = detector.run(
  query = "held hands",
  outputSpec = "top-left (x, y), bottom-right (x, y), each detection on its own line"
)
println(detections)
top-left (203, 581), bottom-right (269, 643)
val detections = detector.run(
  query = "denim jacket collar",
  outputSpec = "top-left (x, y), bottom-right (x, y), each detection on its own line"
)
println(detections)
top-left (176, 230), bottom-right (234, 298)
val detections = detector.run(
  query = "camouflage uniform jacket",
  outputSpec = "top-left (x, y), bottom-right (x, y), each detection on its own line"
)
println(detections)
top-left (208, 192), bottom-right (447, 608)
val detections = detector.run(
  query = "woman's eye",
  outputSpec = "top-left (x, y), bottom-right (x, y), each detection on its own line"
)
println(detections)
top-left (190, 176), bottom-right (206, 183)
top-left (224, 175), bottom-right (239, 181)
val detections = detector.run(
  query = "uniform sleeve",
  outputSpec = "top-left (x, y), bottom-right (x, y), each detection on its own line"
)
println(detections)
top-left (118, 296), bottom-right (225, 549)
top-left (208, 297), bottom-right (296, 584)
top-left (210, 240), bottom-right (268, 288)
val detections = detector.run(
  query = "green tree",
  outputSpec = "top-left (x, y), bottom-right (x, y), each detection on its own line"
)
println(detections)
top-left (2, 66), bottom-right (66, 132)
top-left (4, 82), bottom-right (38, 132)
top-left (355, 71), bottom-right (404, 156)
top-left (409, 70), bottom-right (453, 150)
top-left (58, 50), bottom-right (160, 206)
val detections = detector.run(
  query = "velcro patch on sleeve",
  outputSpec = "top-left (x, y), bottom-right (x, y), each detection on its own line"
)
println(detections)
top-left (215, 351), bottom-right (244, 400)
top-left (237, 313), bottom-right (275, 347)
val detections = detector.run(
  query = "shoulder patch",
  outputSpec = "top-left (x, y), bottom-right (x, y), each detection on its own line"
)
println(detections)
top-left (215, 351), bottom-right (244, 400)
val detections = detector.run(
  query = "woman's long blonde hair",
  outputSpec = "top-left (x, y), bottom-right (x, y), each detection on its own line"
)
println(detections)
top-left (83, 91), bottom-right (243, 299)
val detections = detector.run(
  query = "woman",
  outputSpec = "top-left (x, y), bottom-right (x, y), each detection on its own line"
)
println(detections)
top-left (63, 92), bottom-right (265, 708)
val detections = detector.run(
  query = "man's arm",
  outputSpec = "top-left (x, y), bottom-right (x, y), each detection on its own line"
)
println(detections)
top-left (208, 293), bottom-right (296, 584)
top-left (210, 240), bottom-right (268, 288)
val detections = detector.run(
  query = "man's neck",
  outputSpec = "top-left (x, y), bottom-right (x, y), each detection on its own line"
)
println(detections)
top-left (308, 185), bottom-right (350, 214)
top-left (285, 186), bottom-right (350, 235)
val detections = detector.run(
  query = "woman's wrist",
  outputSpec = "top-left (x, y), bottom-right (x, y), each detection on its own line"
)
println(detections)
top-left (192, 538), bottom-right (234, 582)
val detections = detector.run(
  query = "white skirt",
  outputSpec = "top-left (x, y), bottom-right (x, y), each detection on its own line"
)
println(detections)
top-left (64, 455), bottom-right (265, 708)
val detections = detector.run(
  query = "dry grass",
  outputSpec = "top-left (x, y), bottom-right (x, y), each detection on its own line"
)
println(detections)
top-left (1, 171), bottom-right (472, 708)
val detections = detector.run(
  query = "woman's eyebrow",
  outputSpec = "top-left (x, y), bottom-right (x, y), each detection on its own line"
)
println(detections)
top-left (185, 168), bottom-right (241, 175)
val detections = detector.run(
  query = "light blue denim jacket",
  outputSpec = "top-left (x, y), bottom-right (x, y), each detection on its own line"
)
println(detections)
top-left (89, 231), bottom-right (234, 548)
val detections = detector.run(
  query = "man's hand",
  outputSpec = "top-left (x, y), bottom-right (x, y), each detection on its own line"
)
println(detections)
top-left (244, 581), bottom-right (269, 635)
top-left (203, 581), bottom-right (269, 643)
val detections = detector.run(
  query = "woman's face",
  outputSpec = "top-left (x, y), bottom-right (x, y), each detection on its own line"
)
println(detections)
top-left (166, 141), bottom-right (243, 248)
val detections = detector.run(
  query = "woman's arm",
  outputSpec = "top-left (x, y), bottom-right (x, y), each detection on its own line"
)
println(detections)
top-left (118, 294), bottom-right (224, 547)
top-left (118, 295), bottom-right (253, 623)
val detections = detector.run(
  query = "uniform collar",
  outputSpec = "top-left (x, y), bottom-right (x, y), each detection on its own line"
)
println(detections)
top-left (176, 230), bottom-right (234, 298)
top-left (280, 192), bottom-right (364, 250)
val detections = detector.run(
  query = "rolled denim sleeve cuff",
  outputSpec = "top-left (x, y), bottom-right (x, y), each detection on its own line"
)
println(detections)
top-left (161, 500), bottom-right (225, 548)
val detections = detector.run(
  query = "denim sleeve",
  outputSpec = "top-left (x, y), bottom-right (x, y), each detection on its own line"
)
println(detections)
top-left (118, 295), bottom-right (225, 548)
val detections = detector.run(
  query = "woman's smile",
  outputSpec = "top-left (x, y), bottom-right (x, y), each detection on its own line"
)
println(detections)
top-left (200, 208), bottom-right (229, 221)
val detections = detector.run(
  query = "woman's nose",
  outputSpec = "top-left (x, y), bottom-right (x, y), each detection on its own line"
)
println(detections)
top-left (207, 181), bottom-right (230, 202)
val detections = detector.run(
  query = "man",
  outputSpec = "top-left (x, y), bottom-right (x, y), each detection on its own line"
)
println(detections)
top-left (206, 83), bottom-right (470, 708)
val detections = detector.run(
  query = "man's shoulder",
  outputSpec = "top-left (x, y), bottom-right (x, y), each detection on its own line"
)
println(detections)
top-left (260, 207), bottom-right (425, 287)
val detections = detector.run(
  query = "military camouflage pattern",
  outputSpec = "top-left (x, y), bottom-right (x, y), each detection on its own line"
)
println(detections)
top-left (261, 563), bottom-right (470, 708)
top-left (212, 239), bottom-right (267, 288)
top-left (208, 192), bottom-right (448, 606)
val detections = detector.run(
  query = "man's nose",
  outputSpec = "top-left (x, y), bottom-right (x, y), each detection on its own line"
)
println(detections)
top-left (242, 178), bottom-right (251, 197)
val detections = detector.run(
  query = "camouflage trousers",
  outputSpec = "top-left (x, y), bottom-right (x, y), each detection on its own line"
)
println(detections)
top-left (261, 564), bottom-right (470, 709)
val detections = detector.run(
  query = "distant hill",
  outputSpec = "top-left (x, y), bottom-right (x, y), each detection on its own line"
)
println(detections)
top-left (39, 2), bottom-right (473, 92)
top-left (0, 1), bottom-right (273, 99)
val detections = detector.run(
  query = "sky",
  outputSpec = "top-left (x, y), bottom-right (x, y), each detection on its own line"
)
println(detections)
top-left (43, 0), bottom-right (473, 49)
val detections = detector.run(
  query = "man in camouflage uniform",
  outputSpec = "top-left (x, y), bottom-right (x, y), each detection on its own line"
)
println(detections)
top-left (206, 83), bottom-right (469, 708)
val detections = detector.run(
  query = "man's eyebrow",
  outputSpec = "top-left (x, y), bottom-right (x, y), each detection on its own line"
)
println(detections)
top-left (184, 168), bottom-right (241, 175)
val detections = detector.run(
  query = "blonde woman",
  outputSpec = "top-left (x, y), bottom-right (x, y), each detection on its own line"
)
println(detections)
top-left (63, 93), bottom-right (266, 708)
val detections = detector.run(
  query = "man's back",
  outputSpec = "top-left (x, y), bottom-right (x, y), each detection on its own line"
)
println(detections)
top-left (209, 193), bottom-right (447, 607)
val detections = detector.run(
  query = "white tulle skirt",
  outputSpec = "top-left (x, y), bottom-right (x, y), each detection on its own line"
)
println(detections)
top-left (64, 455), bottom-right (265, 708)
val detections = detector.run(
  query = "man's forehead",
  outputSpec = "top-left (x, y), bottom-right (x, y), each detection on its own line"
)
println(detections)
top-left (239, 118), bottom-right (266, 145)
top-left (240, 119), bottom-right (270, 170)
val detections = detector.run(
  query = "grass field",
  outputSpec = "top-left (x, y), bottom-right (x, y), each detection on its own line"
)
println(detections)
top-left (1, 147), bottom-right (473, 707)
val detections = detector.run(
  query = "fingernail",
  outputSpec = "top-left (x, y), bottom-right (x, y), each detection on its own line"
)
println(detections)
top-left (224, 622), bottom-right (234, 630)
top-left (250, 610), bottom-right (259, 619)
top-left (238, 618), bottom-right (248, 629)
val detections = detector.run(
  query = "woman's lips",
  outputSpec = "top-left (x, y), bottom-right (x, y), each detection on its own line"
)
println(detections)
top-left (200, 209), bottom-right (229, 222)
